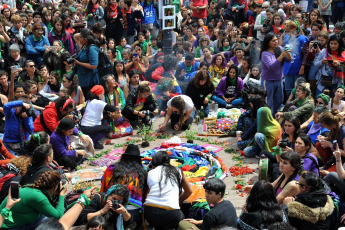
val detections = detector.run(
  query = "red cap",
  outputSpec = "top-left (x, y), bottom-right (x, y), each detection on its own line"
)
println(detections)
top-left (90, 85), bottom-right (104, 96)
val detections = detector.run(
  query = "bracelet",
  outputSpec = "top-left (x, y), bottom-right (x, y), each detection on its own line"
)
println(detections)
top-left (77, 194), bottom-right (90, 208)
top-left (76, 201), bottom-right (85, 209)
top-left (1, 208), bottom-right (14, 223)
top-left (206, 95), bottom-right (211, 100)
top-left (78, 131), bottom-right (83, 137)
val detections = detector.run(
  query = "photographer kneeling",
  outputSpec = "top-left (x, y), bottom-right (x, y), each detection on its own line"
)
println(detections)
top-left (3, 100), bottom-right (34, 155)
top-left (122, 82), bottom-right (158, 125)
top-left (77, 184), bottom-right (132, 229)
top-left (80, 85), bottom-right (117, 149)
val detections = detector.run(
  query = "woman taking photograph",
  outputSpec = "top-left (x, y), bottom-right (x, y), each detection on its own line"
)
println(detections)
top-left (238, 180), bottom-right (287, 229)
top-left (144, 151), bottom-right (192, 229)
top-left (50, 118), bottom-right (86, 170)
top-left (185, 70), bottom-right (215, 118)
top-left (159, 95), bottom-right (194, 131)
top-left (212, 64), bottom-right (244, 109)
top-left (74, 28), bottom-right (100, 96)
top-left (100, 144), bottom-right (146, 228)
top-left (80, 85), bottom-right (117, 149)
top-left (261, 33), bottom-right (291, 115)
top-left (122, 82), bottom-right (158, 124)
top-left (114, 60), bottom-right (130, 99)
top-left (244, 151), bottom-right (301, 204)
top-left (48, 18), bottom-right (75, 55)
top-left (0, 170), bottom-right (66, 229)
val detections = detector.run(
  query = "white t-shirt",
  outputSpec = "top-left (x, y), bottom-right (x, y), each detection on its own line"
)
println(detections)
top-left (167, 95), bottom-right (194, 114)
top-left (81, 99), bottom-right (107, 126)
top-left (329, 100), bottom-right (345, 113)
top-left (144, 165), bottom-right (182, 209)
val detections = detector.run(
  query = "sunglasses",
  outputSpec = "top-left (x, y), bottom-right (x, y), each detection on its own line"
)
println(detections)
top-left (28, 65), bottom-right (36, 68)
top-left (316, 101), bottom-right (324, 105)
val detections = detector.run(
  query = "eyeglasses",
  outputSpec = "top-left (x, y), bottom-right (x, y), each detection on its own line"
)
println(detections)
top-left (227, 24), bottom-right (232, 26)
top-left (28, 65), bottom-right (36, 68)
top-left (35, 30), bottom-right (44, 33)
top-left (62, 80), bottom-right (69, 83)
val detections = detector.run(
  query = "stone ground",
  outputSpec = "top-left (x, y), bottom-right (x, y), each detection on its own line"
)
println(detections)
top-left (80, 115), bottom-right (259, 216)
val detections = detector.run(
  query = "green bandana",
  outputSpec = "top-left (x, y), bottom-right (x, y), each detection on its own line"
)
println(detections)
top-left (1, 208), bottom-right (14, 223)
top-left (33, 35), bottom-right (43, 42)
top-left (223, 46), bottom-right (231, 51)
top-left (228, 76), bottom-right (236, 85)
top-left (297, 97), bottom-right (307, 108)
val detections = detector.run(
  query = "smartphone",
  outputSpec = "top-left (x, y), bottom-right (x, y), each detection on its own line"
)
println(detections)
top-left (11, 66), bottom-right (18, 72)
top-left (333, 140), bottom-right (338, 152)
top-left (133, 53), bottom-right (138, 58)
top-left (10, 181), bottom-right (19, 200)
top-left (327, 60), bottom-right (333, 64)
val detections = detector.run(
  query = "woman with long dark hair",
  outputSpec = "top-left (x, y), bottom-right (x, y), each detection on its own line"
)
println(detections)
top-left (104, 0), bottom-right (122, 44)
top-left (80, 85), bottom-right (117, 149)
top-left (100, 144), bottom-right (146, 229)
top-left (144, 151), bottom-right (192, 229)
top-left (159, 95), bottom-right (194, 131)
top-left (212, 64), bottom-right (244, 109)
top-left (328, 85), bottom-right (345, 114)
top-left (48, 18), bottom-right (75, 55)
top-left (238, 181), bottom-right (287, 229)
top-left (61, 75), bottom-right (85, 110)
top-left (85, 0), bottom-right (104, 28)
top-left (244, 151), bottom-right (301, 204)
top-left (40, 71), bottom-right (61, 101)
top-left (261, 32), bottom-right (291, 115)
top-left (113, 60), bottom-right (129, 99)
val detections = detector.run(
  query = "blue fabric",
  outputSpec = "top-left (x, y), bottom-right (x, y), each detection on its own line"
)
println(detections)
top-left (25, 35), bottom-right (50, 67)
top-left (262, 79), bottom-right (284, 115)
top-left (190, 104), bottom-right (209, 119)
top-left (212, 95), bottom-right (227, 107)
top-left (283, 35), bottom-right (309, 75)
top-left (308, 64), bottom-right (320, 81)
top-left (77, 45), bottom-right (99, 87)
top-left (3, 101), bottom-right (33, 144)
top-left (124, 9), bottom-right (143, 36)
top-left (307, 121), bottom-right (329, 145)
top-left (141, 2), bottom-right (156, 24)
top-left (243, 133), bottom-right (265, 157)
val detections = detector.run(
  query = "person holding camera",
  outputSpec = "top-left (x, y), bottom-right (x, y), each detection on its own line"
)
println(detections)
top-left (122, 81), bottom-right (158, 125)
top-left (3, 100), bottom-right (34, 156)
top-left (50, 118), bottom-right (86, 170)
top-left (77, 184), bottom-right (132, 229)
top-left (80, 85), bottom-right (117, 149)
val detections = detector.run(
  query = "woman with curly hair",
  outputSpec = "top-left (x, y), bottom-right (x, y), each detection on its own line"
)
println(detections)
top-left (238, 180), bottom-right (287, 229)
top-left (0, 170), bottom-right (66, 229)
top-left (209, 53), bottom-right (227, 87)
top-left (100, 144), bottom-right (146, 229)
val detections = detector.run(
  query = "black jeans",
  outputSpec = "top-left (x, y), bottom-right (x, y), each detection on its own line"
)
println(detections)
top-left (55, 155), bottom-right (83, 170)
top-left (171, 113), bottom-right (193, 131)
top-left (144, 206), bottom-right (184, 230)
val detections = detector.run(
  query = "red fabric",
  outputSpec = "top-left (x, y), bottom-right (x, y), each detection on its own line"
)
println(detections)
top-left (33, 102), bottom-right (60, 133)
top-left (109, 3), bottom-right (118, 18)
top-left (315, 141), bottom-right (336, 172)
top-left (152, 66), bottom-right (165, 81)
top-left (272, 25), bottom-right (284, 35)
top-left (191, 0), bottom-right (208, 19)
top-left (160, 142), bottom-right (180, 148)
top-left (169, 92), bottom-right (180, 98)
top-left (90, 85), bottom-right (105, 96)
top-left (0, 139), bottom-right (15, 165)
top-left (92, 3), bottom-right (99, 12)
top-left (180, 164), bottom-right (197, 171)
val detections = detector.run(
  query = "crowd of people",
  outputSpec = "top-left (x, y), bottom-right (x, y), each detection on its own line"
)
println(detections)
top-left (0, 0), bottom-right (345, 229)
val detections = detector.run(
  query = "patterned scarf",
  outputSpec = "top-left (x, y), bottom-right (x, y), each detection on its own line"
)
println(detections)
top-left (327, 49), bottom-right (345, 79)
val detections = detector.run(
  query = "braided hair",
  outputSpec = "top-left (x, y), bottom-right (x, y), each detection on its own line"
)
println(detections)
top-left (29, 170), bottom-right (61, 204)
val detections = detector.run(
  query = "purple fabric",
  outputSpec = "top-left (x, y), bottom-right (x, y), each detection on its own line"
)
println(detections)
top-left (230, 56), bottom-right (239, 66)
top-left (50, 131), bottom-right (77, 158)
top-left (48, 31), bottom-right (75, 55)
top-left (214, 76), bottom-right (244, 97)
top-left (276, 174), bottom-right (299, 196)
top-left (303, 153), bottom-right (319, 176)
top-left (261, 49), bottom-right (291, 81)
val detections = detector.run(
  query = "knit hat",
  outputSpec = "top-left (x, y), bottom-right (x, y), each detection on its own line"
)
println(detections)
top-left (317, 93), bottom-right (330, 105)
top-left (90, 85), bottom-right (104, 96)
top-left (58, 118), bottom-right (75, 130)
top-left (9, 43), bottom-right (20, 53)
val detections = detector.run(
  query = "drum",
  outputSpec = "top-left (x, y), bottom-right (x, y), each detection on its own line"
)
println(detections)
top-left (259, 158), bottom-right (268, 181)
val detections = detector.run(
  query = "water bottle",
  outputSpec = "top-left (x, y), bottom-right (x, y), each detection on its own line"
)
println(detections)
top-left (195, 110), bottom-right (200, 123)
top-left (198, 121), bottom-right (203, 134)
top-left (214, 103), bottom-right (218, 112)
top-left (199, 106), bottom-right (205, 121)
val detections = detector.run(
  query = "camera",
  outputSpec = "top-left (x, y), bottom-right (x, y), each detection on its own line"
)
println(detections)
top-left (313, 41), bottom-right (320, 49)
top-left (70, 110), bottom-right (79, 122)
top-left (112, 199), bottom-right (120, 210)
top-left (22, 106), bottom-right (35, 117)
top-left (66, 54), bottom-right (77, 64)
top-left (142, 110), bottom-right (153, 126)
top-left (279, 138), bottom-right (291, 148)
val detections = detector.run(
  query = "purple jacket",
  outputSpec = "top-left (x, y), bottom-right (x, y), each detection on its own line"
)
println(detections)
top-left (303, 152), bottom-right (319, 176)
top-left (50, 129), bottom-right (78, 159)
top-left (261, 50), bottom-right (291, 81)
top-left (214, 76), bottom-right (244, 98)
top-left (48, 31), bottom-right (75, 55)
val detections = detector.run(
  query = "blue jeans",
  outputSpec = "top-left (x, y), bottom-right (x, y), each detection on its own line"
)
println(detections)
top-left (190, 104), bottom-right (209, 119)
top-left (262, 79), bottom-right (284, 115)
top-left (243, 133), bottom-right (265, 157)
top-left (284, 74), bottom-right (305, 99)
top-left (308, 65), bottom-right (319, 81)
top-left (212, 95), bottom-right (243, 107)
top-left (157, 98), bottom-right (168, 112)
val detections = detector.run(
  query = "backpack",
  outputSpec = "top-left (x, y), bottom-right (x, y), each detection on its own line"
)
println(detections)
top-left (87, 45), bottom-right (113, 79)
top-left (0, 164), bottom-right (21, 203)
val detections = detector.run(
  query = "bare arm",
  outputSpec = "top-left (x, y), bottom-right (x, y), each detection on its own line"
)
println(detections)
top-left (276, 181), bottom-right (300, 204)
top-left (179, 171), bottom-right (192, 204)
top-left (301, 115), bottom-right (313, 130)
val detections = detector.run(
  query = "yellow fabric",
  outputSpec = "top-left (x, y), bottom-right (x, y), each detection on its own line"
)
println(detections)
top-left (183, 166), bottom-right (209, 178)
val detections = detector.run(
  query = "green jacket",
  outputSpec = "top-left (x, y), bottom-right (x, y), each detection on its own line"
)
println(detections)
top-left (283, 98), bottom-right (314, 124)
top-left (0, 187), bottom-right (65, 228)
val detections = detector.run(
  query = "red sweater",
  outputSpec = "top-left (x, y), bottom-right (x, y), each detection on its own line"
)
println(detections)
top-left (33, 102), bottom-right (60, 133)
top-left (0, 139), bottom-right (15, 165)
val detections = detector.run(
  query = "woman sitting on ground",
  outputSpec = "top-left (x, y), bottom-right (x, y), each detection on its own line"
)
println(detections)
top-left (77, 184), bottom-right (133, 229)
top-left (328, 85), bottom-right (345, 116)
top-left (39, 70), bottom-right (61, 101)
top-left (144, 151), bottom-right (192, 229)
top-left (244, 151), bottom-right (301, 204)
top-left (154, 77), bottom-right (182, 115)
top-left (100, 144), bottom-right (147, 229)
top-left (61, 75), bottom-right (85, 110)
top-left (238, 180), bottom-right (288, 229)
top-left (80, 85), bottom-right (117, 149)
top-left (212, 64), bottom-right (244, 109)
top-left (284, 171), bottom-right (336, 230)
top-left (305, 105), bottom-right (330, 146)
top-left (17, 131), bottom-right (49, 156)
top-left (159, 95), bottom-right (194, 131)
top-left (237, 95), bottom-right (267, 150)
top-left (0, 170), bottom-right (66, 229)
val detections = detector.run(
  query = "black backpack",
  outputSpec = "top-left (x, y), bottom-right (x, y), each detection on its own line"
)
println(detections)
top-left (87, 45), bottom-right (113, 79)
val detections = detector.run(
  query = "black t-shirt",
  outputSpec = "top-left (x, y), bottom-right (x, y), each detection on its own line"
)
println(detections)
top-left (202, 200), bottom-right (237, 230)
